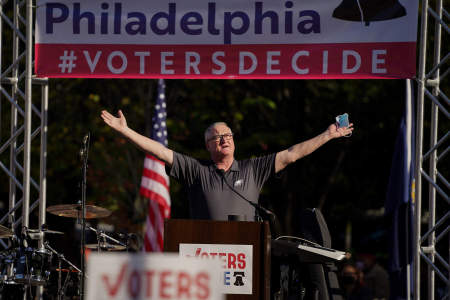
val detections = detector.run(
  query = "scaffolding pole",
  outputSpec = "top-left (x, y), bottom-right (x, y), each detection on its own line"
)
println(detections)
top-left (414, 0), bottom-right (449, 300)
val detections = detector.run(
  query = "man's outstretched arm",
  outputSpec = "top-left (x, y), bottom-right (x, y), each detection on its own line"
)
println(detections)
top-left (275, 123), bottom-right (353, 173)
top-left (101, 110), bottom-right (174, 166)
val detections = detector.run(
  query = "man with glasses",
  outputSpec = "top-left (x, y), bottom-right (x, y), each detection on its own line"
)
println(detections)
top-left (101, 110), bottom-right (353, 220)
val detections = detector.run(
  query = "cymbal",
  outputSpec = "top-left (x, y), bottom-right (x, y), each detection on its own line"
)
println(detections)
top-left (0, 224), bottom-right (13, 238)
top-left (27, 228), bottom-right (64, 235)
top-left (47, 204), bottom-right (112, 219)
top-left (85, 243), bottom-right (126, 251)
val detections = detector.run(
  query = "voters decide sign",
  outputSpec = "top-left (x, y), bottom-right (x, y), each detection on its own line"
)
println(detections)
top-left (35, 0), bottom-right (419, 79)
top-left (179, 244), bottom-right (253, 295)
top-left (85, 253), bottom-right (224, 300)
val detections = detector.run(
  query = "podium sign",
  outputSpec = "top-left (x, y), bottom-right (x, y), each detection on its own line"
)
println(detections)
top-left (164, 219), bottom-right (271, 300)
top-left (180, 244), bottom-right (253, 294)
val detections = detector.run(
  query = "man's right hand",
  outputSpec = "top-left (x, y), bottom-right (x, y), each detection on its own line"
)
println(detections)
top-left (101, 109), bottom-right (174, 165)
top-left (101, 110), bottom-right (128, 133)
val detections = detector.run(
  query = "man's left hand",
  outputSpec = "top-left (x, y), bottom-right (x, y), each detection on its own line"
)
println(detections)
top-left (328, 123), bottom-right (354, 138)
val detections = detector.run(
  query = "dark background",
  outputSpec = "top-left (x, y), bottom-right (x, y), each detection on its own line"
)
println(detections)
top-left (1, 75), bottom-right (448, 300)
top-left (2, 78), bottom-right (407, 265)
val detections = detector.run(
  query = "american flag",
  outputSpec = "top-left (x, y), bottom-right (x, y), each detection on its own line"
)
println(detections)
top-left (141, 79), bottom-right (170, 252)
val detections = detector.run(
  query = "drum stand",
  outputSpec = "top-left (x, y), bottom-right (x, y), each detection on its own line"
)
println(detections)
top-left (45, 242), bottom-right (81, 300)
top-left (88, 226), bottom-right (127, 252)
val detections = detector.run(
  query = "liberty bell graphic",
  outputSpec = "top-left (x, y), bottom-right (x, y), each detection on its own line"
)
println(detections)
top-left (333, 0), bottom-right (407, 26)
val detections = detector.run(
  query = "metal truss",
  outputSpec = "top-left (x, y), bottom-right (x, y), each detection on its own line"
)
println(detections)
top-left (415, 0), bottom-right (449, 299)
top-left (0, 0), bottom-right (48, 253)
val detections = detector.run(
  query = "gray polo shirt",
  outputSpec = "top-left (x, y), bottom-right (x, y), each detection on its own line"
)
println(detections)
top-left (168, 151), bottom-right (276, 220)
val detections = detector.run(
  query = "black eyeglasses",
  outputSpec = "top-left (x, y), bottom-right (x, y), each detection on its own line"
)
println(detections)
top-left (207, 133), bottom-right (233, 143)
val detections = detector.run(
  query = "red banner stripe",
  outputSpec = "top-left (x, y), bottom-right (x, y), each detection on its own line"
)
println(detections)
top-left (35, 42), bottom-right (416, 79)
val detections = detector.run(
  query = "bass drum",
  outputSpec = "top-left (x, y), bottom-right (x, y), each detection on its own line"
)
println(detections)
top-left (0, 284), bottom-right (25, 300)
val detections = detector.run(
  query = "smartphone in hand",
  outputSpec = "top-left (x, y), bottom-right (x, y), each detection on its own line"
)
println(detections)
top-left (336, 113), bottom-right (349, 128)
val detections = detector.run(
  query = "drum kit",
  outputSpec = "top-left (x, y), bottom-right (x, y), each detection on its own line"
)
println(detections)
top-left (0, 203), bottom-right (137, 299)
top-left (0, 134), bottom-right (139, 299)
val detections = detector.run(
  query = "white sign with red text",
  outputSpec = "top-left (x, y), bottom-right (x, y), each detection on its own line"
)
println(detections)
top-left (179, 244), bottom-right (253, 295)
top-left (35, 0), bottom-right (419, 79)
top-left (85, 253), bottom-right (224, 300)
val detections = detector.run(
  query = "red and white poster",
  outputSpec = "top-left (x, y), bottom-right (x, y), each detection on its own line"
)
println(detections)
top-left (35, 0), bottom-right (419, 79)
top-left (85, 253), bottom-right (223, 300)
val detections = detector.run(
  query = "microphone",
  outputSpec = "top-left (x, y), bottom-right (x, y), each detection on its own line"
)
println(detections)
top-left (80, 133), bottom-right (90, 159)
top-left (217, 169), bottom-right (276, 222)
top-left (82, 133), bottom-right (89, 145)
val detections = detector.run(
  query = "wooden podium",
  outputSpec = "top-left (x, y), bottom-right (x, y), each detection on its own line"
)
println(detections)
top-left (164, 219), bottom-right (271, 300)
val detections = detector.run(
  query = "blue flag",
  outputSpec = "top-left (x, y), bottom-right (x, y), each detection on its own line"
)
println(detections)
top-left (384, 79), bottom-right (415, 300)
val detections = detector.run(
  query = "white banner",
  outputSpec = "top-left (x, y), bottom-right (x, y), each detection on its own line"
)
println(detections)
top-left (179, 244), bottom-right (253, 295)
top-left (35, 0), bottom-right (419, 79)
top-left (86, 253), bottom-right (224, 300)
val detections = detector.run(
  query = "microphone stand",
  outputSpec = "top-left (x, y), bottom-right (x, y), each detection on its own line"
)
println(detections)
top-left (217, 169), bottom-right (277, 223)
top-left (45, 242), bottom-right (82, 300)
top-left (79, 132), bottom-right (90, 300)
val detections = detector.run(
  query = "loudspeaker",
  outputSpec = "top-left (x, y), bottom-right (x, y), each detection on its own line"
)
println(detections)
top-left (332, 0), bottom-right (406, 25)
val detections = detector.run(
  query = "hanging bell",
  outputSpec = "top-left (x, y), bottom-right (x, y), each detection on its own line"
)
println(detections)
top-left (332, 0), bottom-right (407, 26)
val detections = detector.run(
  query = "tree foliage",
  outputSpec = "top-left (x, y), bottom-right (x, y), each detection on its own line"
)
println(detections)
top-left (39, 78), bottom-right (408, 251)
